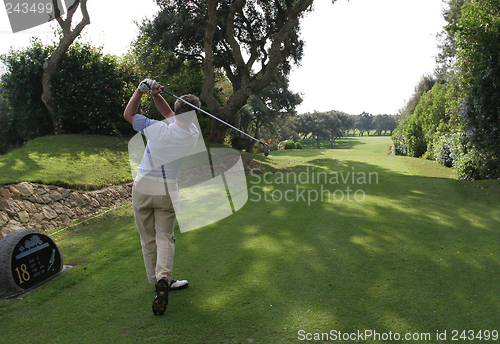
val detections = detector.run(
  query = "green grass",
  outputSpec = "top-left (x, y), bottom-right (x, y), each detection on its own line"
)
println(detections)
top-left (299, 132), bottom-right (392, 150)
top-left (0, 134), bottom-right (132, 189)
top-left (0, 134), bottom-right (226, 189)
top-left (1, 135), bottom-right (499, 343)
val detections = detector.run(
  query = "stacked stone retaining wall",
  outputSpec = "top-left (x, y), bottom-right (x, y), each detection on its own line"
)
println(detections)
top-left (0, 182), bottom-right (132, 239)
top-left (0, 156), bottom-right (266, 239)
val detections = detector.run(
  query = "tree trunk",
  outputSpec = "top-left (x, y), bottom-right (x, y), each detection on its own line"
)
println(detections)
top-left (316, 137), bottom-right (321, 149)
top-left (200, 0), bottom-right (314, 143)
top-left (210, 120), bottom-right (229, 143)
top-left (245, 138), bottom-right (255, 153)
top-left (207, 105), bottom-right (242, 143)
top-left (41, 68), bottom-right (58, 132)
top-left (41, 0), bottom-right (90, 134)
top-left (244, 119), bottom-right (260, 152)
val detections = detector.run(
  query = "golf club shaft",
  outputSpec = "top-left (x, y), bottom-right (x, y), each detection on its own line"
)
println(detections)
top-left (161, 89), bottom-right (265, 146)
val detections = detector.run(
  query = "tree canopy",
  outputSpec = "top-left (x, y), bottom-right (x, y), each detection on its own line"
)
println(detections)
top-left (238, 79), bottom-right (302, 152)
top-left (141, 0), bottom-right (333, 142)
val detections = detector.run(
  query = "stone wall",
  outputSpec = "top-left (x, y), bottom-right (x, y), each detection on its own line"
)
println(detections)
top-left (0, 156), bottom-right (266, 239)
top-left (0, 182), bottom-right (132, 239)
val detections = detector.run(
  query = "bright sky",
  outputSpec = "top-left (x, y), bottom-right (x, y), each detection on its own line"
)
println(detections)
top-left (290, 0), bottom-right (447, 115)
top-left (0, 0), bottom-right (446, 116)
top-left (0, 0), bottom-right (159, 57)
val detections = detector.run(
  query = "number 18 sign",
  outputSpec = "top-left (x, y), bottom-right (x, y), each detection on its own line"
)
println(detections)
top-left (0, 229), bottom-right (63, 298)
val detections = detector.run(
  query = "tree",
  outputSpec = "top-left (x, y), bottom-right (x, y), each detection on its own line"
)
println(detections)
top-left (129, 31), bottom-right (230, 139)
top-left (373, 114), bottom-right (397, 136)
top-left (435, 0), bottom-right (469, 82)
top-left (396, 74), bottom-right (437, 123)
top-left (276, 114), bottom-right (300, 143)
top-left (1, 40), bottom-right (55, 151)
top-left (41, 0), bottom-right (90, 133)
top-left (454, 0), bottom-right (500, 178)
top-left (0, 84), bottom-right (9, 124)
top-left (386, 115), bottom-right (398, 135)
top-left (391, 0), bottom-right (500, 179)
top-left (324, 111), bottom-right (348, 148)
top-left (51, 43), bottom-right (138, 136)
top-left (296, 112), bottom-right (330, 149)
top-left (355, 112), bottom-right (373, 136)
top-left (344, 114), bottom-right (356, 136)
top-left (392, 82), bottom-right (457, 158)
top-left (238, 80), bottom-right (302, 152)
top-left (142, 0), bottom-right (335, 143)
top-left (1, 40), bottom-right (138, 153)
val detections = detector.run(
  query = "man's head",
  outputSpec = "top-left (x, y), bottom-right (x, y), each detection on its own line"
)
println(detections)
top-left (174, 94), bottom-right (201, 123)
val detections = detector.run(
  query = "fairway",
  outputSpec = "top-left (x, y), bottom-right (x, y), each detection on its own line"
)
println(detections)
top-left (1, 135), bottom-right (499, 344)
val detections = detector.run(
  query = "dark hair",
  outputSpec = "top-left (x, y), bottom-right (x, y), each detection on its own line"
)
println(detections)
top-left (174, 94), bottom-right (201, 123)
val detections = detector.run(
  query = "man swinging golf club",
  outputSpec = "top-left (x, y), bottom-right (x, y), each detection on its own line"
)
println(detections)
top-left (124, 78), bottom-right (199, 315)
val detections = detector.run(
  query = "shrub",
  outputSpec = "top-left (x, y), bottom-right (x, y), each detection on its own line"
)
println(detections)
top-left (52, 42), bottom-right (137, 136)
top-left (402, 116), bottom-right (427, 158)
top-left (229, 133), bottom-right (246, 151)
top-left (284, 141), bottom-right (296, 150)
top-left (223, 135), bottom-right (232, 147)
top-left (454, 0), bottom-right (500, 179)
top-left (0, 40), bottom-right (54, 153)
top-left (391, 124), bottom-right (407, 156)
top-left (391, 83), bottom-right (454, 158)
top-left (268, 141), bottom-right (279, 151)
top-left (0, 39), bottom-right (139, 153)
top-left (431, 129), bottom-right (463, 168)
top-left (295, 141), bottom-right (303, 149)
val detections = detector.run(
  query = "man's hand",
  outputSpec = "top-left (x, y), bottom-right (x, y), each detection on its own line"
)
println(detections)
top-left (151, 82), bottom-right (173, 120)
top-left (151, 82), bottom-right (165, 96)
top-left (138, 78), bottom-right (156, 93)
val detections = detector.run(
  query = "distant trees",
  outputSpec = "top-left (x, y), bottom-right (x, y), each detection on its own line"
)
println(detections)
top-left (324, 110), bottom-right (349, 148)
top-left (373, 114), bottom-right (398, 136)
top-left (296, 112), bottom-right (330, 149)
top-left (332, 112), bottom-right (397, 138)
top-left (292, 111), bottom-right (396, 149)
top-left (355, 112), bottom-right (373, 137)
top-left (343, 115), bottom-right (356, 137)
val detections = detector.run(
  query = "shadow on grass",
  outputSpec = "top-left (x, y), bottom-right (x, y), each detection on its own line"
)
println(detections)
top-left (175, 159), bottom-right (500, 341)
top-left (1, 158), bottom-right (499, 343)
top-left (0, 134), bottom-right (130, 189)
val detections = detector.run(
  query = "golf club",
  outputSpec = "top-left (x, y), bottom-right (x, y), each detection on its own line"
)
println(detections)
top-left (161, 89), bottom-right (270, 157)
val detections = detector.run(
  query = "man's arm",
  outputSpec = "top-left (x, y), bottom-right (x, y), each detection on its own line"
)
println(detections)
top-left (152, 83), bottom-right (175, 121)
top-left (123, 89), bottom-right (144, 125)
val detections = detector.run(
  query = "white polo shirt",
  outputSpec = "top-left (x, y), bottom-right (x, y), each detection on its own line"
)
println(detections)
top-left (133, 113), bottom-right (200, 179)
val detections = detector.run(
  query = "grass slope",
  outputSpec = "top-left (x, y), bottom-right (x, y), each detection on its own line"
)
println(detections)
top-left (1, 135), bottom-right (499, 343)
top-left (0, 134), bottom-right (131, 189)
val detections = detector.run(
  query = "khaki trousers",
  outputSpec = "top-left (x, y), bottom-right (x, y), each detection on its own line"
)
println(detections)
top-left (132, 177), bottom-right (180, 284)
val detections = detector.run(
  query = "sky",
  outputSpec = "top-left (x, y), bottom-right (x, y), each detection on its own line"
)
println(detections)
top-left (0, 0), bottom-right (446, 116)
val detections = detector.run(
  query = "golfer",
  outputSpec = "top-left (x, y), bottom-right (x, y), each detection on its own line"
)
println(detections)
top-left (124, 79), bottom-right (200, 315)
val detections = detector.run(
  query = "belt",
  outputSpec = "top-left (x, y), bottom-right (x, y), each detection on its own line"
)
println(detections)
top-left (136, 173), bottom-right (177, 183)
